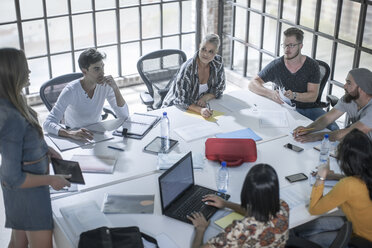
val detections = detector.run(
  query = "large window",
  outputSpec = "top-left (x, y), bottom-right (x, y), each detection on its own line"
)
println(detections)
top-left (222, 0), bottom-right (372, 99)
top-left (0, 0), bottom-right (197, 94)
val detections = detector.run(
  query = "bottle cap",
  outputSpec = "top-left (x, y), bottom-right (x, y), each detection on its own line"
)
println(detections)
top-left (163, 112), bottom-right (167, 116)
top-left (324, 134), bottom-right (329, 139)
top-left (221, 161), bottom-right (227, 167)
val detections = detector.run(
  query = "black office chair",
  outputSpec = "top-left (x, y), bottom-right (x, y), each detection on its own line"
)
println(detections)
top-left (137, 49), bottom-right (187, 110)
top-left (286, 221), bottom-right (352, 248)
top-left (314, 59), bottom-right (331, 109)
top-left (349, 236), bottom-right (372, 248)
top-left (39, 72), bottom-right (116, 120)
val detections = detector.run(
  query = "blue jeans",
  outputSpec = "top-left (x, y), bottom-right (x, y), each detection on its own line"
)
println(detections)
top-left (290, 216), bottom-right (346, 248)
top-left (296, 108), bottom-right (339, 131)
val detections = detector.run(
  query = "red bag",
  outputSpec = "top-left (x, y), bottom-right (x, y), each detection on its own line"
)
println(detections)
top-left (205, 138), bottom-right (257, 167)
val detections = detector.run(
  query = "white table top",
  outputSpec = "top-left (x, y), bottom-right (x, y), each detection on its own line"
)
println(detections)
top-left (51, 90), bottom-right (338, 247)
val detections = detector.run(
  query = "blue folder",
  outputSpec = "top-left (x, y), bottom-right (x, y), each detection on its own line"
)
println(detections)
top-left (215, 128), bottom-right (262, 141)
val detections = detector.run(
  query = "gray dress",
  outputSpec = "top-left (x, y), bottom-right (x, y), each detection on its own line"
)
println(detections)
top-left (0, 98), bottom-right (52, 230)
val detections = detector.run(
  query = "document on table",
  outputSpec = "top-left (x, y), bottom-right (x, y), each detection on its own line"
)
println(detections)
top-left (101, 194), bottom-right (155, 214)
top-left (280, 186), bottom-right (309, 209)
top-left (185, 109), bottom-right (224, 123)
top-left (114, 113), bottom-right (160, 138)
top-left (174, 122), bottom-right (222, 142)
top-left (216, 128), bottom-right (262, 141)
top-left (47, 132), bottom-right (114, 152)
top-left (70, 154), bottom-right (117, 174)
top-left (259, 110), bottom-right (289, 128)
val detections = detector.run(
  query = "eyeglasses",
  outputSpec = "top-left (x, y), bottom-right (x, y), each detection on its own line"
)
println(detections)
top-left (281, 43), bottom-right (301, 49)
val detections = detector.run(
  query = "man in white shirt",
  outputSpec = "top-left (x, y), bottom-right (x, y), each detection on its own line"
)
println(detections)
top-left (43, 48), bottom-right (129, 141)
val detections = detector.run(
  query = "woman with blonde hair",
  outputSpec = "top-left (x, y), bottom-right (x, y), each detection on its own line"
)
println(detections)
top-left (0, 48), bottom-right (71, 248)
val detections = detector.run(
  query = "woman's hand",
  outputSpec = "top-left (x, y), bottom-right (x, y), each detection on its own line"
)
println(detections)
top-left (200, 108), bottom-right (213, 118)
top-left (47, 146), bottom-right (62, 160)
top-left (317, 159), bottom-right (330, 179)
top-left (202, 194), bottom-right (225, 208)
top-left (197, 99), bottom-right (207, 107)
top-left (49, 175), bottom-right (71, 190)
top-left (187, 212), bottom-right (210, 231)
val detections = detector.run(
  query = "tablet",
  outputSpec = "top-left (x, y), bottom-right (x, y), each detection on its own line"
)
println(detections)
top-left (51, 158), bottom-right (85, 185)
top-left (143, 136), bottom-right (178, 154)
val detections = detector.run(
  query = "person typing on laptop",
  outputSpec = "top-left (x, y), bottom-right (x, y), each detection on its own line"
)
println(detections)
top-left (187, 164), bottom-right (289, 248)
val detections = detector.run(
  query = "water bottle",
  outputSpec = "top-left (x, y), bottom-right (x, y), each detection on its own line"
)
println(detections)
top-left (217, 161), bottom-right (229, 193)
top-left (160, 112), bottom-right (170, 152)
top-left (319, 134), bottom-right (330, 166)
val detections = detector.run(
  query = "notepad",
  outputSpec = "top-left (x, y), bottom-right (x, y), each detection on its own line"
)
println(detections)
top-left (70, 154), bottom-right (117, 174)
top-left (101, 194), bottom-right (155, 214)
top-left (215, 128), bottom-right (262, 141)
top-left (114, 113), bottom-right (160, 138)
top-left (214, 212), bottom-right (245, 229)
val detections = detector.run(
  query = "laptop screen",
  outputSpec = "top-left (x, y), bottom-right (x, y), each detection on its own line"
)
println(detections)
top-left (159, 152), bottom-right (194, 209)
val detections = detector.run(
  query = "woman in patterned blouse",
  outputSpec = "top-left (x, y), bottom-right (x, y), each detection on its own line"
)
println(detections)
top-left (187, 164), bottom-right (289, 248)
top-left (162, 34), bottom-right (226, 118)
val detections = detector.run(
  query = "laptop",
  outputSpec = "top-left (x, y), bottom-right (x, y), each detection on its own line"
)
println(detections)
top-left (158, 152), bottom-right (230, 224)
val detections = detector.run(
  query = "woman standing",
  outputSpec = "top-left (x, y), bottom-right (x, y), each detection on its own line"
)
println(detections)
top-left (162, 34), bottom-right (226, 118)
top-left (0, 48), bottom-right (71, 248)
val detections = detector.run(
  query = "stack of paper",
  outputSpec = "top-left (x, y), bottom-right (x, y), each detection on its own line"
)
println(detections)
top-left (71, 154), bottom-right (117, 174)
top-left (174, 122), bottom-right (222, 142)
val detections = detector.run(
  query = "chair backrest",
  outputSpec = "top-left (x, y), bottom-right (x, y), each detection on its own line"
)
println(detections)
top-left (330, 221), bottom-right (352, 248)
top-left (316, 59), bottom-right (331, 105)
top-left (39, 72), bottom-right (83, 111)
top-left (137, 49), bottom-right (187, 108)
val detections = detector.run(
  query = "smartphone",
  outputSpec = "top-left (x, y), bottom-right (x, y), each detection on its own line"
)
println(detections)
top-left (285, 173), bottom-right (308, 183)
top-left (284, 143), bottom-right (304, 152)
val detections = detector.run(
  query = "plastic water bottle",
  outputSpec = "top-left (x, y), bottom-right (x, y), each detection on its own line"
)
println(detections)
top-left (217, 161), bottom-right (229, 193)
top-left (160, 112), bottom-right (170, 152)
top-left (319, 134), bottom-right (330, 166)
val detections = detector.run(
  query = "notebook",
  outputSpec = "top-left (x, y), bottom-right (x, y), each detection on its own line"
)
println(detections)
top-left (158, 152), bottom-right (230, 224)
top-left (113, 113), bottom-right (161, 139)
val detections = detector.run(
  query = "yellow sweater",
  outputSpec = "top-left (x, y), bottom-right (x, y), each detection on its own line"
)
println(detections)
top-left (309, 176), bottom-right (372, 242)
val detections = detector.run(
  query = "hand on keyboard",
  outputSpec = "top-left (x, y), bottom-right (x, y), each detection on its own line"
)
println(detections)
top-left (202, 194), bottom-right (226, 209)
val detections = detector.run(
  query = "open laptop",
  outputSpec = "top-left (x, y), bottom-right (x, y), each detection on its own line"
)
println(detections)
top-left (158, 152), bottom-right (230, 224)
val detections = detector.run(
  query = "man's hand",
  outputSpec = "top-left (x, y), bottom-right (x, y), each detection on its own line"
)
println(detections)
top-left (294, 132), bottom-right (323, 143)
top-left (67, 128), bottom-right (94, 141)
top-left (99, 75), bottom-right (118, 89)
top-left (271, 90), bottom-right (284, 104)
top-left (293, 126), bottom-right (311, 137)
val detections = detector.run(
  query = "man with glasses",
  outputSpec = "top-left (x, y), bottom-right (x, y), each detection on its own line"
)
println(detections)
top-left (249, 27), bottom-right (338, 130)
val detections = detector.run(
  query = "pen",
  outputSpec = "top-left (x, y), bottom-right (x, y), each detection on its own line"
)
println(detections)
top-left (107, 145), bottom-right (124, 151)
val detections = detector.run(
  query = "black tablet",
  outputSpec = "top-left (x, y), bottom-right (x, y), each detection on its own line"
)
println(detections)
top-left (143, 136), bottom-right (178, 154)
top-left (51, 158), bottom-right (85, 185)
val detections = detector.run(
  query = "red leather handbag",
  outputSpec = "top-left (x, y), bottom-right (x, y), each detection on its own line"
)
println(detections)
top-left (205, 138), bottom-right (257, 167)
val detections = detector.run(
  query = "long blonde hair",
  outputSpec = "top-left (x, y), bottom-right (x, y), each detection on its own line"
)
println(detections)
top-left (0, 48), bottom-right (43, 136)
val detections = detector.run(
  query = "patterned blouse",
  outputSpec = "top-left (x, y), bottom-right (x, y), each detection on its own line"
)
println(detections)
top-left (207, 200), bottom-right (289, 248)
top-left (161, 52), bottom-right (226, 110)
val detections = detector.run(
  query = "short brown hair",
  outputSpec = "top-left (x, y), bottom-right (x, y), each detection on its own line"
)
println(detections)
top-left (284, 27), bottom-right (304, 43)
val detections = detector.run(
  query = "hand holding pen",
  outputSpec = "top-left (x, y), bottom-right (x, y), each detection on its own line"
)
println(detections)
top-left (200, 103), bottom-right (213, 118)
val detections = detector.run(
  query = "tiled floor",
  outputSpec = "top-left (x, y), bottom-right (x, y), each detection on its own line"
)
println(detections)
top-left (0, 82), bottom-right (242, 247)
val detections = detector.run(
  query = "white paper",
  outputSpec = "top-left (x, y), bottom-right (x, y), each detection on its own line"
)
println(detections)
top-left (280, 186), bottom-right (309, 209)
top-left (174, 122), bottom-right (222, 142)
top-left (71, 154), bottom-right (117, 173)
top-left (259, 110), bottom-right (289, 128)
top-left (157, 153), bottom-right (205, 170)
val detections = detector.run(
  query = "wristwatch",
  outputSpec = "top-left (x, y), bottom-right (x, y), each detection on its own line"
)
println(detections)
top-left (293, 92), bottom-right (297, 100)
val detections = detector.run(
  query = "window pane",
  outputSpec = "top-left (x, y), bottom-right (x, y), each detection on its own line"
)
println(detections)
top-left (71, 0), bottom-right (92, 13)
top-left (74, 50), bottom-right (83, 72)
top-left (121, 42), bottom-right (139, 75)
top-left (163, 36), bottom-right (179, 49)
top-left (339, 1), bottom-right (359, 43)
top-left (142, 39), bottom-right (160, 55)
top-left (316, 36), bottom-right (333, 68)
top-left (0, 24), bottom-right (19, 49)
top-left (142, 5), bottom-right (160, 39)
top-left (233, 41), bottom-right (245, 75)
top-left (247, 47), bottom-right (260, 77)
top-left (359, 52), bottom-right (372, 69)
top-left (95, 0), bottom-right (115, 10)
top-left (51, 53), bottom-right (73, 77)
top-left (280, 23), bottom-right (291, 57)
top-left (20, 0), bottom-right (43, 19)
top-left (0, 0), bottom-right (16, 22)
top-left (262, 53), bottom-right (274, 70)
top-left (72, 14), bottom-right (94, 49)
top-left (236, 0), bottom-right (247, 8)
top-left (334, 44), bottom-right (354, 83)
top-left (46, 0), bottom-right (68, 16)
top-left (248, 12), bottom-right (261, 47)
top-left (120, 0), bottom-right (138, 7)
top-left (250, 0), bottom-right (262, 10)
top-left (319, 0), bottom-right (337, 35)
top-left (48, 17), bottom-right (71, 53)
top-left (142, 0), bottom-right (160, 4)
top-left (282, 0), bottom-right (296, 23)
top-left (163, 3), bottom-right (179, 35)
top-left (120, 8), bottom-right (139, 42)
top-left (182, 1), bottom-right (193, 33)
top-left (301, 30), bottom-right (313, 57)
top-left (234, 7), bottom-right (246, 41)
top-left (23, 20), bottom-right (47, 57)
top-left (182, 33), bottom-right (195, 59)
top-left (300, 0), bottom-right (316, 29)
top-left (266, 0), bottom-right (278, 17)
top-left (28, 57), bottom-right (49, 94)
top-left (99, 46), bottom-right (118, 77)
top-left (263, 17), bottom-right (276, 54)
top-left (96, 10), bottom-right (117, 45)
top-left (363, 5), bottom-right (372, 49)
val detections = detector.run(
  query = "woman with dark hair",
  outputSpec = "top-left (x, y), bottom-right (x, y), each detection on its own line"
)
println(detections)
top-left (291, 128), bottom-right (372, 247)
top-left (187, 163), bottom-right (289, 248)
top-left (0, 48), bottom-right (71, 247)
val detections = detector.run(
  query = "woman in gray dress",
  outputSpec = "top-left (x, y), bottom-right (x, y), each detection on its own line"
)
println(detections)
top-left (0, 48), bottom-right (71, 248)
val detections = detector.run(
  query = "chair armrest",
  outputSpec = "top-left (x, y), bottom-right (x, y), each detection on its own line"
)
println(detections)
top-left (140, 92), bottom-right (154, 106)
top-left (326, 95), bottom-right (339, 107)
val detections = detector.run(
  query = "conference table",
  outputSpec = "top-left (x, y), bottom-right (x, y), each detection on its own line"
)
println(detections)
top-left (49, 90), bottom-right (340, 248)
